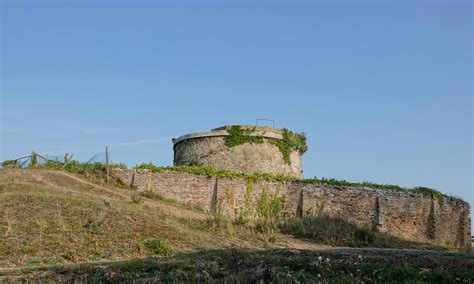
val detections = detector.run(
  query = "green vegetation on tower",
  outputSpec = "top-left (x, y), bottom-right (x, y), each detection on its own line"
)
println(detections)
top-left (224, 125), bottom-right (264, 147)
top-left (223, 125), bottom-right (308, 165)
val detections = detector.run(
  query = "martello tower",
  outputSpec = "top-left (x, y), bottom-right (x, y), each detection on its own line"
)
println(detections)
top-left (172, 125), bottom-right (308, 178)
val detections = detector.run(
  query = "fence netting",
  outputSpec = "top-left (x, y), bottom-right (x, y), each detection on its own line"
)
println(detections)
top-left (1, 151), bottom-right (109, 169)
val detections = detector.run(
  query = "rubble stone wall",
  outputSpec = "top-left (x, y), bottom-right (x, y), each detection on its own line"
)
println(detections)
top-left (111, 169), bottom-right (471, 248)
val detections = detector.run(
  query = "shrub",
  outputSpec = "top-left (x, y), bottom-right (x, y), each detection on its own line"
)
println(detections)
top-left (254, 187), bottom-right (286, 234)
top-left (137, 239), bottom-right (171, 256)
top-left (63, 249), bottom-right (77, 261)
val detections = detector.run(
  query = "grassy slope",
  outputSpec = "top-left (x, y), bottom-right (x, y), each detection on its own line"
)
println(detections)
top-left (0, 168), bottom-right (473, 282)
top-left (0, 169), bottom-right (266, 268)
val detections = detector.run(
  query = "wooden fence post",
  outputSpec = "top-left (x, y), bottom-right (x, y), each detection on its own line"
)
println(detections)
top-left (106, 145), bottom-right (109, 181)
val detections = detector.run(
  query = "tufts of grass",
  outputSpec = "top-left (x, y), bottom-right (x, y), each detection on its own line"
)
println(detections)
top-left (83, 217), bottom-right (105, 234)
top-left (140, 190), bottom-right (164, 201)
top-left (177, 217), bottom-right (209, 231)
top-left (130, 194), bottom-right (144, 204)
top-left (63, 249), bottom-right (77, 262)
top-left (136, 239), bottom-right (171, 256)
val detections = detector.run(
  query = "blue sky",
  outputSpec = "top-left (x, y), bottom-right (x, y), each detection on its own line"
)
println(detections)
top-left (1, 1), bottom-right (472, 228)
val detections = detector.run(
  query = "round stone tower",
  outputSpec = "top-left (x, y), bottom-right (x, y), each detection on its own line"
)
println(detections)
top-left (172, 125), bottom-right (307, 178)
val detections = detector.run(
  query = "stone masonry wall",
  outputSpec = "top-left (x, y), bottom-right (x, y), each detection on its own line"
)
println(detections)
top-left (111, 169), bottom-right (471, 249)
top-left (173, 136), bottom-right (302, 178)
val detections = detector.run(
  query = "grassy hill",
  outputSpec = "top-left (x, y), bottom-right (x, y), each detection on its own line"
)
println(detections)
top-left (0, 168), bottom-right (473, 282)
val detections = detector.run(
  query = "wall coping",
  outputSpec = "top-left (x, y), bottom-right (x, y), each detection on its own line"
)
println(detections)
top-left (172, 129), bottom-right (283, 145)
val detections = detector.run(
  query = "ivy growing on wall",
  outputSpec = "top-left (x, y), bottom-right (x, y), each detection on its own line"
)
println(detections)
top-left (223, 125), bottom-right (308, 166)
top-left (270, 128), bottom-right (308, 165)
top-left (224, 125), bottom-right (263, 147)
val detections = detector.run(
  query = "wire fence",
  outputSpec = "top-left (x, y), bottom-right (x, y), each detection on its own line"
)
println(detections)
top-left (1, 150), bottom-right (110, 169)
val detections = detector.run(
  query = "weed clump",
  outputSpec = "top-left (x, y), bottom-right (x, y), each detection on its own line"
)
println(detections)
top-left (137, 239), bottom-right (171, 256)
top-left (63, 249), bottom-right (77, 261)
top-left (83, 217), bottom-right (105, 234)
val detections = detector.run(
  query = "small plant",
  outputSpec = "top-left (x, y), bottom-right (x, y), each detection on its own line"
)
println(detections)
top-left (207, 199), bottom-right (227, 228)
top-left (137, 239), bottom-right (171, 256)
top-left (63, 249), bottom-right (77, 261)
top-left (131, 194), bottom-right (144, 204)
top-left (268, 234), bottom-right (277, 243)
top-left (83, 217), bottom-right (104, 233)
top-left (244, 186), bottom-right (286, 236)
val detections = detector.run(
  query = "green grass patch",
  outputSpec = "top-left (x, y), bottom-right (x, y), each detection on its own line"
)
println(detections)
top-left (137, 239), bottom-right (172, 256)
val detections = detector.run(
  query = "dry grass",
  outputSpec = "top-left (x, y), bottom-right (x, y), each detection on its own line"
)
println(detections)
top-left (0, 169), bottom-right (266, 269)
top-left (0, 169), bottom-right (472, 282)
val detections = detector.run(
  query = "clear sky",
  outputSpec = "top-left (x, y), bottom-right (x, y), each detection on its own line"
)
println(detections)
top-left (1, 1), bottom-right (472, 230)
